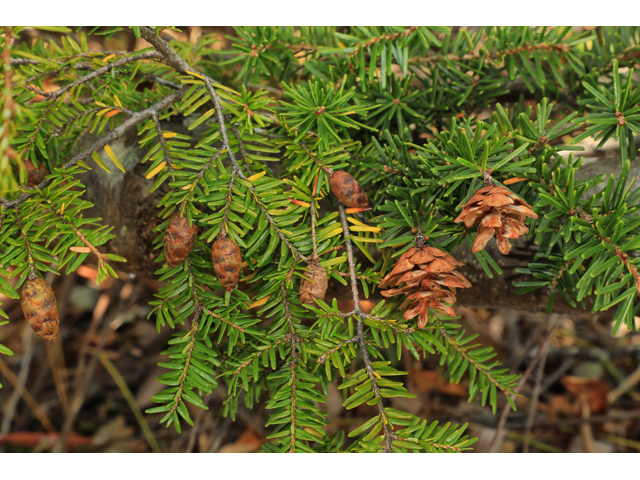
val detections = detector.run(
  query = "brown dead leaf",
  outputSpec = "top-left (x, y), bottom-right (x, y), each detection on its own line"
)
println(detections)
top-left (218, 426), bottom-right (263, 453)
top-left (561, 376), bottom-right (609, 415)
top-left (411, 369), bottom-right (467, 397)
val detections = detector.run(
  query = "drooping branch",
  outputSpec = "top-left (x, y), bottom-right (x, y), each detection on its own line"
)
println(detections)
top-left (337, 203), bottom-right (395, 453)
top-left (408, 41), bottom-right (570, 68)
top-left (348, 26), bottom-right (418, 59)
top-left (35, 51), bottom-right (163, 102)
top-left (280, 282), bottom-right (300, 453)
top-left (167, 310), bottom-right (202, 421)
top-left (1, 85), bottom-right (188, 210)
top-left (139, 27), bottom-right (307, 262)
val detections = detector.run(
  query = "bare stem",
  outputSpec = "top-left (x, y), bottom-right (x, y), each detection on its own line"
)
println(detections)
top-left (338, 203), bottom-right (395, 452)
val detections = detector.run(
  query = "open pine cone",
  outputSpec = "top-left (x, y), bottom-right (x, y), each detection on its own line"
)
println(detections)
top-left (380, 242), bottom-right (471, 329)
top-left (454, 185), bottom-right (538, 255)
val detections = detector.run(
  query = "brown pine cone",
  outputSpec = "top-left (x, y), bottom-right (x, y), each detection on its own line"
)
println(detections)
top-left (20, 276), bottom-right (58, 342)
top-left (329, 170), bottom-right (370, 209)
top-left (164, 216), bottom-right (197, 267)
top-left (23, 160), bottom-right (48, 187)
top-left (299, 263), bottom-right (328, 305)
top-left (211, 237), bottom-right (242, 293)
top-left (454, 185), bottom-right (538, 255)
top-left (380, 243), bottom-right (470, 329)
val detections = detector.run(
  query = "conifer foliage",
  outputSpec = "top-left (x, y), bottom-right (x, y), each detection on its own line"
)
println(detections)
top-left (1, 26), bottom-right (640, 452)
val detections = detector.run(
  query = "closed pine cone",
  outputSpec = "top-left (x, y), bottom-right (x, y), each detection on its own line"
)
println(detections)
top-left (21, 276), bottom-right (58, 342)
top-left (299, 263), bottom-right (328, 305)
top-left (454, 185), bottom-right (538, 255)
top-left (211, 237), bottom-right (242, 293)
top-left (164, 216), bottom-right (197, 267)
top-left (380, 244), bottom-right (471, 329)
top-left (23, 160), bottom-right (47, 187)
top-left (329, 170), bottom-right (370, 209)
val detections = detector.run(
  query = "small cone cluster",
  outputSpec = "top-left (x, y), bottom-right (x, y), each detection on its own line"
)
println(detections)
top-left (21, 276), bottom-right (58, 342)
top-left (454, 183), bottom-right (538, 255)
top-left (380, 238), bottom-right (471, 329)
top-left (299, 263), bottom-right (328, 305)
top-left (329, 171), bottom-right (370, 209)
top-left (211, 236), bottom-right (242, 293)
top-left (164, 216), bottom-right (197, 267)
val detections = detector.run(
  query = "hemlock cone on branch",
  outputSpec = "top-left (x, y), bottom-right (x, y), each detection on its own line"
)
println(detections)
top-left (20, 276), bottom-right (58, 342)
top-left (455, 183), bottom-right (539, 255)
top-left (164, 216), bottom-right (197, 267)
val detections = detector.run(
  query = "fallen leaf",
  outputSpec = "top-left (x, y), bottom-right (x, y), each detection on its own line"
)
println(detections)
top-left (218, 426), bottom-right (263, 453)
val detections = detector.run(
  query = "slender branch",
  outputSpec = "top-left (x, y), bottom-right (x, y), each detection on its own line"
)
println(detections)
top-left (15, 208), bottom-right (37, 279)
top-left (334, 270), bottom-right (381, 282)
top-left (10, 58), bottom-right (41, 65)
top-left (42, 51), bottom-right (163, 102)
top-left (204, 307), bottom-right (245, 334)
top-left (151, 113), bottom-right (175, 174)
top-left (408, 41), bottom-right (570, 68)
top-left (21, 62), bottom-right (93, 85)
top-left (317, 336), bottom-right (358, 364)
top-left (11, 50), bottom-right (129, 67)
top-left (434, 317), bottom-right (510, 396)
top-left (239, 155), bottom-right (309, 262)
top-left (38, 194), bottom-right (110, 267)
top-left (230, 124), bottom-right (254, 177)
top-left (420, 440), bottom-right (465, 452)
top-left (299, 141), bottom-right (333, 176)
top-left (50, 107), bottom-right (101, 137)
top-left (281, 283), bottom-right (300, 453)
top-left (144, 74), bottom-right (181, 90)
top-left (232, 339), bottom-right (284, 376)
top-left (1, 85), bottom-right (189, 210)
top-left (139, 27), bottom-right (307, 262)
top-left (348, 26), bottom-right (418, 59)
top-left (338, 203), bottom-right (395, 452)
top-left (310, 175), bottom-right (320, 262)
top-left (569, 208), bottom-right (640, 296)
top-left (220, 167), bottom-right (238, 238)
top-left (179, 149), bottom-right (224, 216)
top-left (168, 309), bottom-right (202, 421)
